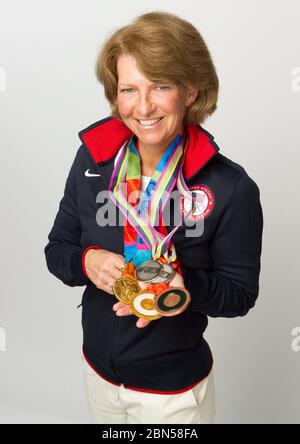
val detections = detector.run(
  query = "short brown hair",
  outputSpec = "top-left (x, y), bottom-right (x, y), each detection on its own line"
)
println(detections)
top-left (95, 11), bottom-right (219, 124)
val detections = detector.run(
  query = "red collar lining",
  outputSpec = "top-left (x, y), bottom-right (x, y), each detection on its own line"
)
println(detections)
top-left (79, 117), bottom-right (219, 180)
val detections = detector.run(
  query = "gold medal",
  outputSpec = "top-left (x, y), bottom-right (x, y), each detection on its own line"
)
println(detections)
top-left (129, 291), bottom-right (162, 320)
top-left (113, 277), bottom-right (141, 304)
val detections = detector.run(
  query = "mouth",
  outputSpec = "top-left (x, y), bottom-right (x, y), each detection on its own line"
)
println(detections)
top-left (135, 117), bottom-right (164, 129)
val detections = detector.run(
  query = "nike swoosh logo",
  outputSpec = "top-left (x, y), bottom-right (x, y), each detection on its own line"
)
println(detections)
top-left (85, 169), bottom-right (101, 177)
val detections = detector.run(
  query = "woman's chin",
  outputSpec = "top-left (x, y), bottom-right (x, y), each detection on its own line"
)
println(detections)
top-left (133, 128), bottom-right (165, 144)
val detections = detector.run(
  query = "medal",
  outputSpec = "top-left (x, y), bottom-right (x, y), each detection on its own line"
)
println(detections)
top-left (112, 277), bottom-right (141, 304)
top-left (135, 259), bottom-right (176, 284)
top-left (150, 262), bottom-right (176, 284)
top-left (134, 259), bottom-right (162, 282)
top-left (154, 287), bottom-right (191, 317)
top-left (129, 291), bottom-right (162, 320)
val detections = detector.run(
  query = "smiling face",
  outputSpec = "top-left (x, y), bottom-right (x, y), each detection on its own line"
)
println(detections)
top-left (116, 54), bottom-right (198, 152)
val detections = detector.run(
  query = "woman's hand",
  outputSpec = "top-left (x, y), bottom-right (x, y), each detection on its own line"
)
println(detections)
top-left (112, 302), bottom-right (151, 328)
top-left (112, 271), bottom-right (187, 328)
top-left (84, 249), bottom-right (124, 295)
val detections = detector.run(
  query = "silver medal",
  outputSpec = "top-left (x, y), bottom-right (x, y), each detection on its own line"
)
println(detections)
top-left (134, 260), bottom-right (162, 282)
top-left (150, 262), bottom-right (176, 284)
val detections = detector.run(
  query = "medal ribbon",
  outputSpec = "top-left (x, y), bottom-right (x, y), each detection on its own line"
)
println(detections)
top-left (108, 132), bottom-right (197, 265)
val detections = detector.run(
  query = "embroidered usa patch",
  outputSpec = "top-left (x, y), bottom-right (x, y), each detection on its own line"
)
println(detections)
top-left (180, 184), bottom-right (215, 220)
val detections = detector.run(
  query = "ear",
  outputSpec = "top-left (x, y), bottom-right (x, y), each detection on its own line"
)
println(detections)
top-left (186, 86), bottom-right (198, 107)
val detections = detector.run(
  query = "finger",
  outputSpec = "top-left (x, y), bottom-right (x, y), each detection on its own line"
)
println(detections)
top-left (105, 277), bottom-right (118, 289)
top-left (112, 256), bottom-right (125, 272)
top-left (116, 254), bottom-right (126, 264)
top-left (112, 301), bottom-right (132, 313)
top-left (112, 301), bottom-right (127, 311)
top-left (103, 276), bottom-right (121, 294)
top-left (107, 257), bottom-right (126, 280)
top-left (115, 306), bottom-right (133, 316)
top-left (112, 302), bottom-right (120, 311)
top-left (109, 267), bottom-right (123, 281)
top-left (103, 282), bottom-right (114, 295)
top-left (136, 318), bottom-right (151, 328)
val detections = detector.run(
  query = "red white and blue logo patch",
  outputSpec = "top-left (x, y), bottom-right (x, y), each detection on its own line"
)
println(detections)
top-left (180, 185), bottom-right (215, 220)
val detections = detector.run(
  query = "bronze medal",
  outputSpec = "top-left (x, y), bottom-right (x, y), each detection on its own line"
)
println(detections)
top-left (130, 291), bottom-right (162, 320)
top-left (113, 277), bottom-right (141, 305)
top-left (154, 287), bottom-right (191, 317)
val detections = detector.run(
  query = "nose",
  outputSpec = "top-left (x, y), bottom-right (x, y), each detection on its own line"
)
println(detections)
top-left (136, 91), bottom-right (155, 117)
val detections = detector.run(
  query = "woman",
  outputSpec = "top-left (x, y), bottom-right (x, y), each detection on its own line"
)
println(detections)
top-left (44, 11), bottom-right (263, 424)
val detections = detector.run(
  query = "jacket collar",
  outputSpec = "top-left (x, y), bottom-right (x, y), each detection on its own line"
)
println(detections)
top-left (79, 116), bottom-right (220, 180)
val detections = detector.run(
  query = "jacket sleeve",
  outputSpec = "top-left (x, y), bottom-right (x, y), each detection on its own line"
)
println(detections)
top-left (182, 172), bottom-right (263, 318)
top-left (44, 148), bottom-right (90, 287)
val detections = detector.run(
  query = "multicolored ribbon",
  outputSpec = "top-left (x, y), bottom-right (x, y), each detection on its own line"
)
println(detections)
top-left (109, 132), bottom-right (197, 266)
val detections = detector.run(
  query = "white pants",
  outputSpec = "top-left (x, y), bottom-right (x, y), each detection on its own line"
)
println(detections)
top-left (81, 354), bottom-right (216, 424)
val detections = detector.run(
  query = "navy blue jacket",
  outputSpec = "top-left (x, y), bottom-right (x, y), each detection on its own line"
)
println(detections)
top-left (44, 116), bottom-right (263, 394)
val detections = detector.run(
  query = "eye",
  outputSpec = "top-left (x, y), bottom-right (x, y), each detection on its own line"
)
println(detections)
top-left (155, 85), bottom-right (170, 91)
top-left (120, 88), bottom-right (135, 93)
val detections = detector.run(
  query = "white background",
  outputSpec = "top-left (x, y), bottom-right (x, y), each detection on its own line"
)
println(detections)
top-left (0, 0), bottom-right (299, 424)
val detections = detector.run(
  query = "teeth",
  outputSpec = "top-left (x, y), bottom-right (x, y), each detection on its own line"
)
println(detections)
top-left (138, 118), bottom-right (162, 126)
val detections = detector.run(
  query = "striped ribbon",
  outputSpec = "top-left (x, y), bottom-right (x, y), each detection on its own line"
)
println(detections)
top-left (108, 133), bottom-right (197, 263)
